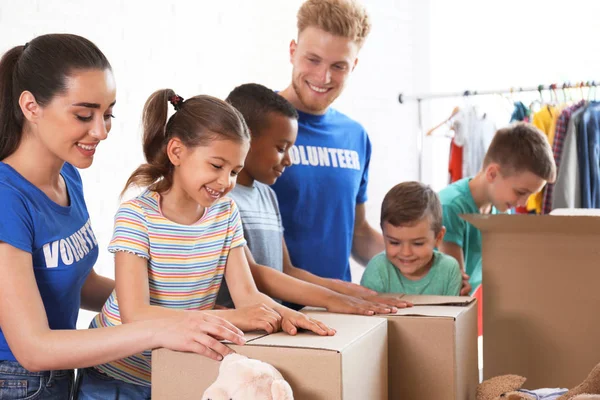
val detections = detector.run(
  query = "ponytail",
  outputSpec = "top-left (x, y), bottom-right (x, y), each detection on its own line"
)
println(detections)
top-left (0, 45), bottom-right (25, 160)
top-left (122, 88), bottom-right (251, 197)
top-left (121, 89), bottom-right (175, 196)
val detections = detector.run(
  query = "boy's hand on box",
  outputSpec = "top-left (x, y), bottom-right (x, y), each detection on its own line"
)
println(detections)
top-left (361, 294), bottom-right (413, 309)
top-left (330, 279), bottom-right (378, 297)
top-left (460, 271), bottom-right (472, 296)
top-left (228, 303), bottom-right (282, 334)
top-left (275, 306), bottom-right (336, 337)
top-left (325, 292), bottom-right (398, 315)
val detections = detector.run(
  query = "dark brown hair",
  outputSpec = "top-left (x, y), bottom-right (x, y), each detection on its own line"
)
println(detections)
top-left (381, 181), bottom-right (443, 235)
top-left (483, 122), bottom-right (556, 182)
top-left (0, 34), bottom-right (111, 160)
top-left (122, 89), bottom-right (250, 195)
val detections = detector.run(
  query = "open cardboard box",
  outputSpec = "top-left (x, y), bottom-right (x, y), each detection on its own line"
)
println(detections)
top-left (152, 312), bottom-right (388, 399)
top-left (463, 214), bottom-right (600, 388)
top-left (376, 294), bottom-right (479, 400)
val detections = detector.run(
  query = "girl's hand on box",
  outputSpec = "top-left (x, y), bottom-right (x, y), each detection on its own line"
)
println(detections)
top-left (226, 303), bottom-right (282, 334)
top-left (156, 312), bottom-right (245, 361)
top-left (325, 292), bottom-right (400, 315)
top-left (361, 294), bottom-right (413, 309)
top-left (275, 307), bottom-right (336, 336)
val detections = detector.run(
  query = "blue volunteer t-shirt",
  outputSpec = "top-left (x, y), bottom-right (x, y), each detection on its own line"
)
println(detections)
top-left (0, 162), bottom-right (98, 361)
top-left (271, 108), bottom-right (371, 281)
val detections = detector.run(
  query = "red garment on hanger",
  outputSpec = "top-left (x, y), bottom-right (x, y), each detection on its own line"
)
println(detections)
top-left (448, 138), bottom-right (463, 183)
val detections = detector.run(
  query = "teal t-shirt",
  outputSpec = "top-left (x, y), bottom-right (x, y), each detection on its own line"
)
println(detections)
top-left (438, 177), bottom-right (501, 294)
top-left (360, 250), bottom-right (461, 296)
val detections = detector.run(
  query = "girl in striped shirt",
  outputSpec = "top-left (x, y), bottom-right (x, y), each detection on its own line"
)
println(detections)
top-left (76, 89), bottom-right (334, 399)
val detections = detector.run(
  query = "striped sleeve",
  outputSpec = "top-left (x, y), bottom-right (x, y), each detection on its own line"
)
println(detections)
top-left (108, 200), bottom-right (150, 259)
top-left (228, 199), bottom-right (246, 249)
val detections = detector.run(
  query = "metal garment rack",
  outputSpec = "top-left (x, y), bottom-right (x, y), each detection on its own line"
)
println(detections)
top-left (398, 81), bottom-right (598, 181)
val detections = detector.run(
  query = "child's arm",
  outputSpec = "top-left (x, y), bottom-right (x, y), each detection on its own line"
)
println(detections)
top-left (244, 245), bottom-right (397, 316)
top-left (114, 251), bottom-right (274, 341)
top-left (438, 243), bottom-right (470, 295)
top-left (116, 251), bottom-right (196, 322)
top-left (282, 239), bottom-right (411, 308)
top-left (114, 250), bottom-right (278, 337)
top-left (80, 269), bottom-right (115, 312)
top-left (445, 259), bottom-right (463, 297)
top-left (439, 203), bottom-right (472, 296)
top-left (224, 246), bottom-right (335, 336)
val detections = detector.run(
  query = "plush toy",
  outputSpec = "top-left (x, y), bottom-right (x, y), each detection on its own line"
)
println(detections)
top-left (201, 354), bottom-right (294, 400)
top-left (477, 362), bottom-right (600, 400)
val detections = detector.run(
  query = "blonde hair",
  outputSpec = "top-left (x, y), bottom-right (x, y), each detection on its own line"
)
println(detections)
top-left (297, 0), bottom-right (371, 46)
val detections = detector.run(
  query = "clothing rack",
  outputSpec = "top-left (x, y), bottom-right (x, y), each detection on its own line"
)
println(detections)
top-left (398, 81), bottom-right (599, 181)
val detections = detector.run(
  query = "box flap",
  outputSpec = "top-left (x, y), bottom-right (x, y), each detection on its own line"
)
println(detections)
top-left (385, 296), bottom-right (475, 319)
top-left (223, 331), bottom-right (269, 344)
top-left (550, 208), bottom-right (600, 216)
top-left (392, 305), bottom-right (471, 318)
top-left (461, 214), bottom-right (600, 234)
top-left (248, 312), bottom-right (387, 352)
top-left (401, 295), bottom-right (475, 306)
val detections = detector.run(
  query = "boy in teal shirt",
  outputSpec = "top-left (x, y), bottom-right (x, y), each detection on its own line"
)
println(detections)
top-left (361, 182), bottom-right (462, 296)
top-left (439, 123), bottom-right (556, 295)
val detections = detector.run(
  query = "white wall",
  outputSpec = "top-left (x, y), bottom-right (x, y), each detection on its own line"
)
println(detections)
top-left (421, 0), bottom-right (600, 190)
top-left (0, 0), bottom-right (429, 326)
top-left (5, 0), bottom-right (598, 328)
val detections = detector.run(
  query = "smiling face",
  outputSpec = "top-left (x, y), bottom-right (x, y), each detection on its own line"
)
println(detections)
top-left (169, 137), bottom-right (249, 209)
top-left (20, 68), bottom-right (117, 169)
top-left (288, 26), bottom-right (359, 114)
top-left (237, 112), bottom-right (298, 187)
top-left (382, 219), bottom-right (446, 281)
top-left (485, 164), bottom-right (547, 212)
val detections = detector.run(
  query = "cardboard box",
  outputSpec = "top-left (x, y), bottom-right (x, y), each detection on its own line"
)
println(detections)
top-left (152, 312), bottom-right (387, 399)
top-left (464, 214), bottom-right (600, 388)
top-left (381, 295), bottom-right (479, 400)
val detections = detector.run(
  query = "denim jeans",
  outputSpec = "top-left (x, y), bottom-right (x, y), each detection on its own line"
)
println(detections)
top-left (74, 367), bottom-right (150, 400)
top-left (0, 360), bottom-right (74, 400)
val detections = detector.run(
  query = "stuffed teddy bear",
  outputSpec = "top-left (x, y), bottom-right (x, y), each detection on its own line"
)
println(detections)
top-left (201, 354), bottom-right (294, 400)
top-left (477, 362), bottom-right (600, 400)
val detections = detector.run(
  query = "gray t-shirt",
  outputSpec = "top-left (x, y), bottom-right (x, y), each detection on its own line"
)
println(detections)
top-left (216, 182), bottom-right (284, 307)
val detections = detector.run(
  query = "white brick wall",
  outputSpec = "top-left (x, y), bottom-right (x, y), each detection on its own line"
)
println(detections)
top-left (0, 0), bottom-right (428, 327)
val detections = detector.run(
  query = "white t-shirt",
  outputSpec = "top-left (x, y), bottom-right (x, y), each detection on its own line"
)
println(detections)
top-left (452, 106), bottom-right (497, 177)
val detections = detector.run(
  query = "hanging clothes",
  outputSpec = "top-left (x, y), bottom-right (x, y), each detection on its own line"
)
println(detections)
top-left (448, 138), bottom-right (463, 183)
top-left (526, 105), bottom-right (559, 214)
top-left (552, 106), bottom-right (586, 209)
top-left (577, 101), bottom-right (600, 208)
top-left (510, 101), bottom-right (530, 123)
top-left (532, 105), bottom-right (559, 145)
top-left (541, 100), bottom-right (586, 214)
top-left (452, 106), bottom-right (497, 178)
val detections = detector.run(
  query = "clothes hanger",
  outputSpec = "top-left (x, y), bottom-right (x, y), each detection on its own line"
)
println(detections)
top-left (562, 82), bottom-right (571, 104)
top-left (529, 85), bottom-right (544, 113)
top-left (425, 106), bottom-right (460, 136)
top-left (586, 81), bottom-right (595, 102)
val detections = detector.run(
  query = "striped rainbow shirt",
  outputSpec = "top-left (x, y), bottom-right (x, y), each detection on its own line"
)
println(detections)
top-left (90, 190), bottom-right (245, 386)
